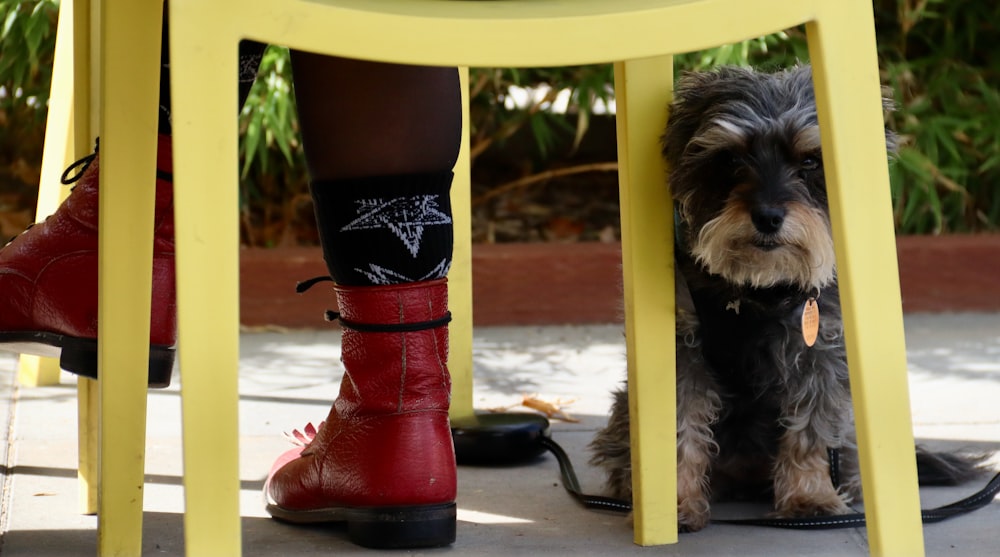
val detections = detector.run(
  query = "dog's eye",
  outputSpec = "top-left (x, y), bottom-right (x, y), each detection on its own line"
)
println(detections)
top-left (800, 156), bottom-right (821, 171)
top-left (718, 151), bottom-right (745, 172)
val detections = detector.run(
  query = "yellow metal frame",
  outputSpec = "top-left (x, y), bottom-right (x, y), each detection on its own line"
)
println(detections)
top-left (31, 0), bottom-right (921, 555)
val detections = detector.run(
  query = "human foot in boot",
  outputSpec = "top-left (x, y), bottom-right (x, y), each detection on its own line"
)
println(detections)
top-left (265, 279), bottom-right (457, 549)
top-left (0, 137), bottom-right (177, 387)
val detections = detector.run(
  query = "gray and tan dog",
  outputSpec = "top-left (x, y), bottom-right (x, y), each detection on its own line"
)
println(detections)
top-left (590, 65), bottom-right (981, 532)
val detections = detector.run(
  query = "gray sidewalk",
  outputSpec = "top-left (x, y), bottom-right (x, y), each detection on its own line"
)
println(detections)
top-left (1, 313), bottom-right (999, 556)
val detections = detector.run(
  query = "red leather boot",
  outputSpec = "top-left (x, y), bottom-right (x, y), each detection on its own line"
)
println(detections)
top-left (0, 136), bottom-right (177, 387)
top-left (265, 278), bottom-right (456, 549)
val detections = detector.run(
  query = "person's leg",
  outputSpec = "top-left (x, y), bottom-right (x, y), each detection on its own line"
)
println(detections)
top-left (264, 53), bottom-right (462, 549)
top-left (0, 6), bottom-right (266, 387)
top-left (293, 53), bottom-right (461, 285)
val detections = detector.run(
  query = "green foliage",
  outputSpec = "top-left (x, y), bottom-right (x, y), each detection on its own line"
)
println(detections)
top-left (0, 0), bottom-right (56, 115)
top-left (876, 0), bottom-right (1000, 233)
top-left (0, 0), bottom-right (57, 220)
top-left (468, 65), bottom-right (615, 162)
top-left (674, 30), bottom-right (809, 72)
top-left (468, 31), bottom-right (809, 168)
top-left (237, 45), bottom-right (310, 247)
top-left (3, 0), bottom-right (999, 240)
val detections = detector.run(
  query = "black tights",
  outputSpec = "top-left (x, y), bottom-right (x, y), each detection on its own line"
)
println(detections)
top-left (155, 12), bottom-right (462, 287)
top-left (289, 54), bottom-right (461, 286)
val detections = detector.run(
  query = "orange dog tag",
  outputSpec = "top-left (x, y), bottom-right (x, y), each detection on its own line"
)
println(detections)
top-left (801, 297), bottom-right (819, 347)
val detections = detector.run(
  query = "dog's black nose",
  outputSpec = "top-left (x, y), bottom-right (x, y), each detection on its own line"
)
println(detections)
top-left (751, 205), bottom-right (786, 234)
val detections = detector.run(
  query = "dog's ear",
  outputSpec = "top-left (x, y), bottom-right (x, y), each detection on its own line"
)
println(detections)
top-left (794, 66), bottom-right (899, 157)
top-left (788, 65), bottom-right (898, 156)
top-left (661, 67), bottom-right (756, 168)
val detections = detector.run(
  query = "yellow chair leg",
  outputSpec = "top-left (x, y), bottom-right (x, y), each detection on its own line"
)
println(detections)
top-left (95, 0), bottom-right (163, 554)
top-left (19, 0), bottom-right (83, 389)
top-left (78, 378), bottom-right (98, 515)
top-left (167, 9), bottom-right (242, 554)
top-left (71, 0), bottom-right (91, 142)
top-left (35, 0), bottom-right (77, 220)
top-left (614, 56), bottom-right (677, 546)
top-left (448, 66), bottom-right (475, 421)
top-left (808, 3), bottom-right (924, 556)
top-left (18, 356), bottom-right (61, 387)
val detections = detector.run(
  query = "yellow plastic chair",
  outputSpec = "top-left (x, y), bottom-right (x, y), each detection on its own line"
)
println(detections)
top-left (32, 0), bottom-right (921, 555)
top-left (21, 0), bottom-right (141, 518)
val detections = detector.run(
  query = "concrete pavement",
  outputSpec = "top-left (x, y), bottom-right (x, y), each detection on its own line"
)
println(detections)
top-left (1, 313), bottom-right (999, 556)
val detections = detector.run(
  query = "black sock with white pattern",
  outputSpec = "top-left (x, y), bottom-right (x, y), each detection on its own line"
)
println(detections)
top-left (310, 172), bottom-right (454, 286)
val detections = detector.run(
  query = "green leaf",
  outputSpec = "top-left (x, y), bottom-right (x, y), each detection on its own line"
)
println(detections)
top-left (2, 8), bottom-right (19, 41)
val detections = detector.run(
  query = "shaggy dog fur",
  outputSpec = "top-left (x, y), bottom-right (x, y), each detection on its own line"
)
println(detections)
top-left (589, 65), bottom-right (982, 532)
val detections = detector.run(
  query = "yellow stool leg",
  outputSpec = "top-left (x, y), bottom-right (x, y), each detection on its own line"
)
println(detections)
top-left (448, 66), bottom-right (475, 421)
top-left (808, 3), bottom-right (923, 556)
top-left (95, 0), bottom-right (163, 554)
top-left (614, 56), bottom-right (677, 546)
top-left (18, 0), bottom-right (83, 388)
top-left (78, 378), bottom-right (98, 515)
top-left (167, 8), bottom-right (242, 554)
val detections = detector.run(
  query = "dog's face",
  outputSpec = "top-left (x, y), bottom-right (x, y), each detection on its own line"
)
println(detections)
top-left (664, 66), bottom-right (891, 292)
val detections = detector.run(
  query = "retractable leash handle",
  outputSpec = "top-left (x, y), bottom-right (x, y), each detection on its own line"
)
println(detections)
top-left (451, 412), bottom-right (552, 465)
top-left (450, 412), bottom-right (630, 513)
top-left (451, 416), bottom-right (1000, 530)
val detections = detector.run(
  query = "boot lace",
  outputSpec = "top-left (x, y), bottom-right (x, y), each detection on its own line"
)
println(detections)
top-left (295, 275), bottom-right (343, 323)
top-left (3, 140), bottom-right (100, 249)
top-left (295, 275), bottom-right (334, 293)
top-left (60, 138), bottom-right (99, 185)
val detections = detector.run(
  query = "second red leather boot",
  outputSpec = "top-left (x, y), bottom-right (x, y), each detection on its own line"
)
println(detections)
top-left (265, 278), bottom-right (456, 549)
top-left (0, 137), bottom-right (177, 387)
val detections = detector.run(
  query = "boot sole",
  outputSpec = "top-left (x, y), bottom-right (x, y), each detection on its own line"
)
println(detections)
top-left (265, 501), bottom-right (456, 549)
top-left (0, 331), bottom-right (175, 388)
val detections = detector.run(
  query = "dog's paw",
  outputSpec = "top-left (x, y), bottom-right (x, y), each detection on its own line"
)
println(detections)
top-left (774, 491), bottom-right (850, 518)
top-left (678, 496), bottom-right (712, 532)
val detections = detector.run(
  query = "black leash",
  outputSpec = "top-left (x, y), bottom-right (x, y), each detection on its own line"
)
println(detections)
top-left (539, 436), bottom-right (632, 514)
top-left (710, 471), bottom-right (1000, 529)
top-left (540, 435), bottom-right (1000, 529)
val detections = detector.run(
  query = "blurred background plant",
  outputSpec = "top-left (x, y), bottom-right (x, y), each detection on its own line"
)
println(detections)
top-left (876, 0), bottom-right (1000, 234)
top-left (2, 0), bottom-right (997, 244)
top-left (0, 0), bottom-right (57, 237)
top-left (237, 46), bottom-right (313, 247)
